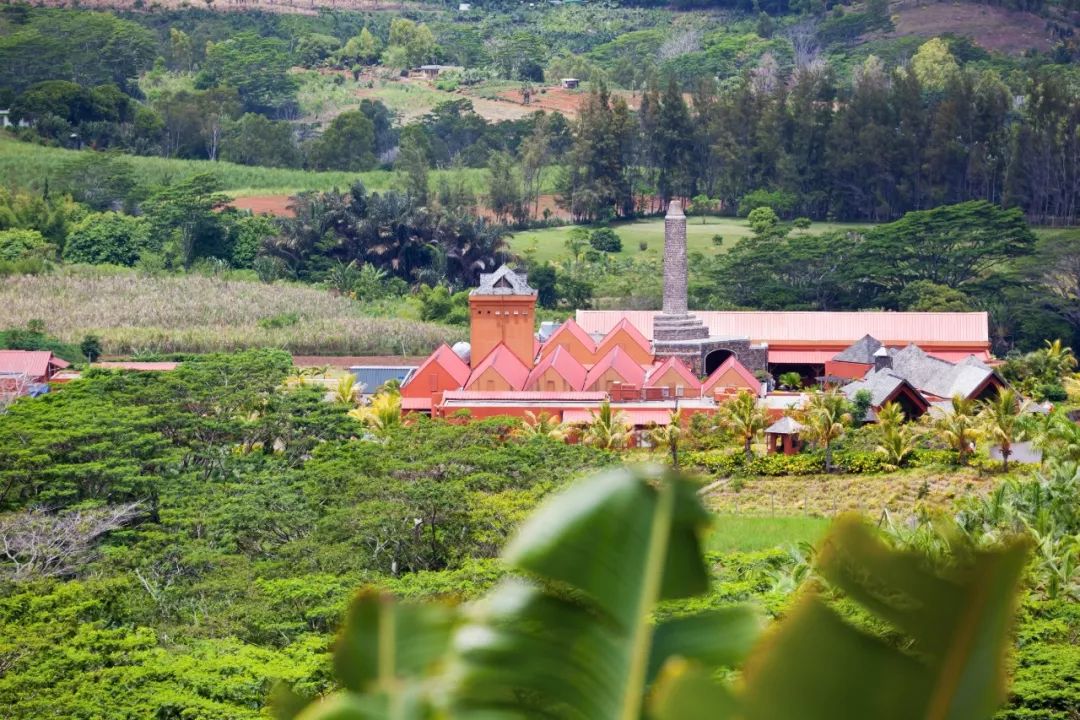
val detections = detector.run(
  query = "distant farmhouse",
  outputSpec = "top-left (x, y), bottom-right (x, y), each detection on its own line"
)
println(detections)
top-left (400, 202), bottom-right (1002, 441)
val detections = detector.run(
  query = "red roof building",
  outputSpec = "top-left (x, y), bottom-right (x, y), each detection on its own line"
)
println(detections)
top-left (701, 355), bottom-right (761, 398)
top-left (537, 318), bottom-right (597, 365)
top-left (585, 346), bottom-right (647, 393)
top-left (466, 344), bottom-right (531, 392)
top-left (0, 351), bottom-right (70, 383)
top-left (594, 318), bottom-right (653, 367)
top-left (576, 311), bottom-right (991, 365)
top-left (401, 344), bottom-right (471, 403)
top-left (526, 345), bottom-right (587, 392)
top-left (644, 356), bottom-right (700, 395)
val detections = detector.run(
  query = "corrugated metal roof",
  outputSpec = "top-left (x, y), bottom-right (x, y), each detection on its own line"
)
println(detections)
top-left (443, 391), bottom-right (608, 402)
top-left (0, 351), bottom-right (68, 378)
top-left (350, 366), bottom-right (416, 392)
top-left (401, 396), bottom-right (432, 410)
top-left (576, 311), bottom-right (990, 345)
top-left (769, 350), bottom-right (838, 364)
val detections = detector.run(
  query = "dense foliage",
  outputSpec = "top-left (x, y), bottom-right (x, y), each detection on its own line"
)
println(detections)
top-left (0, 352), bottom-right (614, 717)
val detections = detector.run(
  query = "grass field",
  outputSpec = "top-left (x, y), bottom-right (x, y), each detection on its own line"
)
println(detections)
top-left (508, 217), bottom-right (870, 263)
top-left (0, 267), bottom-right (464, 356)
top-left (0, 135), bottom-right (491, 197)
top-left (705, 515), bottom-right (830, 552)
top-left (700, 466), bottom-right (1008, 519)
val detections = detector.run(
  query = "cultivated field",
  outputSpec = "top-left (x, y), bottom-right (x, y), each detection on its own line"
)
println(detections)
top-left (0, 269), bottom-right (463, 356)
top-left (701, 466), bottom-right (998, 518)
top-left (0, 136), bottom-right (489, 198)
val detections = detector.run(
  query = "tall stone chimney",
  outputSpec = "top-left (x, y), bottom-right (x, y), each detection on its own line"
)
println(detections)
top-left (662, 200), bottom-right (688, 316)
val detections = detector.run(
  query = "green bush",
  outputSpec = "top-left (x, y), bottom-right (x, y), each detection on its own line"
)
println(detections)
top-left (909, 448), bottom-right (959, 467)
top-left (1035, 383), bottom-right (1068, 402)
top-left (589, 227), bottom-right (622, 253)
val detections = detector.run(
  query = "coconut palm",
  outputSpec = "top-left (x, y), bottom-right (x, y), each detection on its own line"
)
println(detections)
top-left (516, 411), bottom-right (570, 442)
top-left (802, 391), bottom-right (852, 472)
top-left (348, 391), bottom-right (402, 434)
top-left (647, 409), bottom-right (683, 467)
top-left (718, 390), bottom-right (769, 460)
top-left (1042, 338), bottom-right (1077, 380)
top-left (934, 395), bottom-right (980, 465)
top-left (777, 371), bottom-right (803, 390)
top-left (873, 402), bottom-right (920, 470)
top-left (583, 400), bottom-right (630, 450)
top-left (979, 388), bottom-right (1029, 471)
top-left (333, 373), bottom-right (359, 405)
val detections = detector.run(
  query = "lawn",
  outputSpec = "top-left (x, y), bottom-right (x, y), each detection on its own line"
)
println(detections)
top-left (508, 216), bottom-right (870, 263)
top-left (705, 514), bottom-right (830, 552)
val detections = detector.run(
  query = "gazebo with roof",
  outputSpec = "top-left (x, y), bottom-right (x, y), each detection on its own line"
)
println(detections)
top-left (765, 416), bottom-right (805, 455)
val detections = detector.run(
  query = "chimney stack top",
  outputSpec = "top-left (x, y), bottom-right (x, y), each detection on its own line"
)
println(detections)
top-left (666, 200), bottom-right (685, 218)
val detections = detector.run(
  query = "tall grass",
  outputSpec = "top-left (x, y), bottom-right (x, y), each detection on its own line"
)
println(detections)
top-left (0, 268), bottom-right (465, 356)
top-left (0, 135), bottom-right (492, 196)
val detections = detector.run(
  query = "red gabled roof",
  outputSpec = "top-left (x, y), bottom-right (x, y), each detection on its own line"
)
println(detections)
top-left (585, 346), bottom-right (647, 389)
top-left (701, 355), bottom-right (760, 395)
top-left (0, 350), bottom-right (68, 378)
top-left (576, 310), bottom-right (990, 346)
top-left (542, 318), bottom-right (597, 354)
top-left (526, 345), bottom-right (587, 391)
top-left (467, 344), bottom-right (530, 391)
top-left (404, 344), bottom-right (471, 392)
top-left (645, 356), bottom-right (701, 390)
top-left (595, 318), bottom-right (651, 356)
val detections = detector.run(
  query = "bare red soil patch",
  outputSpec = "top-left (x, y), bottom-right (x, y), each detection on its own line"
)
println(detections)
top-left (879, 0), bottom-right (1055, 54)
top-left (494, 86), bottom-right (643, 118)
top-left (232, 195), bottom-right (296, 217)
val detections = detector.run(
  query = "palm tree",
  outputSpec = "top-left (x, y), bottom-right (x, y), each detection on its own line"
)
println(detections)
top-left (647, 410), bottom-right (683, 467)
top-left (1042, 338), bottom-right (1077, 380)
top-left (934, 395), bottom-right (980, 465)
top-left (777, 371), bottom-right (803, 391)
top-left (802, 391), bottom-right (851, 472)
top-left (718, 390), bottom-right (768, 460)
top-left (979, 388), bottom-right (1029, 471)
top-left (515, 411), bottom-right (570, 442)
top-left (348, 391), bottom-right (402, 434)
top-left (583, 401), bottom-right (630, 450)
top-left (333, 373), bottom-right (359, 406)
top-left (873, 402), bottom-right (919, 470)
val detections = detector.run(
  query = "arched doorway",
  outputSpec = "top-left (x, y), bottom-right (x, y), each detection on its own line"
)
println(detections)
top-left (704, 349), bottom-right (734, 375)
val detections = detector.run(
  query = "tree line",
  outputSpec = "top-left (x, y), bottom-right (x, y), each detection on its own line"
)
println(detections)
top-left (560, 53), bottom-right (1080, 224)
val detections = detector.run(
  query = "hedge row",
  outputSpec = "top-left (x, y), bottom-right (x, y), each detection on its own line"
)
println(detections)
top-left (686, 448), bottom-right (960, 477)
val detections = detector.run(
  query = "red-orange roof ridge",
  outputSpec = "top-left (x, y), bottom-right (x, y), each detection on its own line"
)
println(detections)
top-left (526, 345), bottom-right (587, 390)
top-left (645, 356), bottom-right (701, 389)
top-left (702, 355), bottom-right (761, 395)
top-left (585, 346), bottom-right (647, 389)
top-left (467, 344), bottom-right (531, 390)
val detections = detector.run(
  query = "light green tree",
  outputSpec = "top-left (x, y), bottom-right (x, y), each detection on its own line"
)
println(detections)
top-left (912, 38), bottom-right (959, 92)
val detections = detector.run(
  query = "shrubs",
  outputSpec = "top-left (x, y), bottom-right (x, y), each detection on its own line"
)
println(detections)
top-left (588, 227), bottom-right (622, 253)
top-left (685, 447), bottom-right (959, 478)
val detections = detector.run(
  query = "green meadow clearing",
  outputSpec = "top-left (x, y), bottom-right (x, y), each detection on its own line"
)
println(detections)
top-left (705, 514), bottom-right (830, 553)
top-left (508, 216), bottom-right (870, 263)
